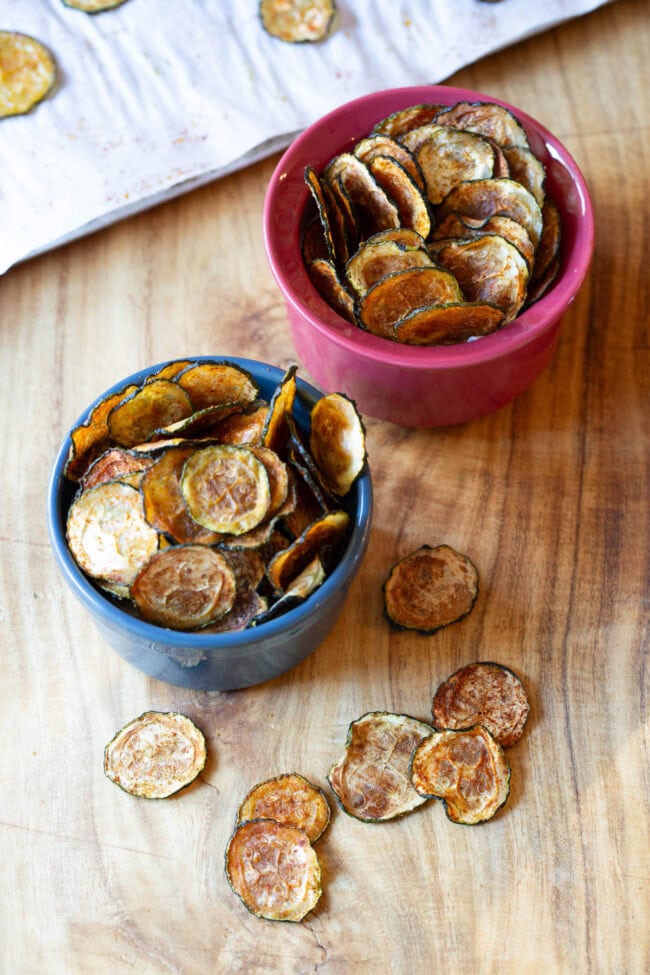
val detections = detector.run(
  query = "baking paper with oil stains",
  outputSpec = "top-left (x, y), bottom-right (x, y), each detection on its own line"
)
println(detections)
top-left (0, 0), bottom-right (612, 274)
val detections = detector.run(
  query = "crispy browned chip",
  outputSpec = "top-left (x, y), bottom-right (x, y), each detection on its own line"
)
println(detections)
top-left (141, 447), bottom-right (222, 545)
top-left (246, 445), bottom-right (290, 517)
top-left (394, 302), bottom-right (504, 346)
top-left (403, 126), bottom-right (496, 205)
top-left (225, 819), bottom-right (322, 922)
top-left (180, 444), bottom-right (271, 535)
top-left (63, 0), bottom-right (130, 11)
top-left (309, 392), bottom-right (366, 496)
top-left (302, 218), bottom-right (330, 264)
top-left (354, 134), bottom-right (425, 190)
top-left (259, 0), bottom-right (336, 43)
top-left (266, 510), bottom-right (349, 592)
top-left (104, 711), bottom-right (207, 799)
top-left (363, 227), bottom-right (428, 250)
top-left (64, 382), bottom-right (140, 481)
top-left (328, 712), bottom-right (433, 821)
top-left (434, 101), bottom-right (530, 149)
top-left (324, 153), bottom-right (400, 239)
top-left (176, 362), bottom-right (258, 412)
top-left (198, 584), bottom-right (267, 633)
top-left (80, 447), bottom-right (154, 491)
top-left (0, 31), bottom-right (56, 117)
top-left (527, 255), bottom-right (560, 305)
top-left (237, 773), bottom-right (331, 842)
top-left (215, 403), bottom-right (269, 446)
top-left (345, 238), bottom-right (433, 298)
top-left (432, 662), bottom-right (530, 747)
top-left (306, 259), bottom-right (356, 322)
top-left (261, 366), bottom-right (297, 454)
top-left (430, 234), bottom-right (530, 324)
top-left (437, 177), bottom-right (543, 247)
top-left (529, 198), bottom-right (562, 293)
top-left (502, 145), bottom-right (546, 206)
top-left (358, 267), bottom-right (464, 339)
top-left (305, 166), bottom-right (340, 265)
top-left (371, 103), bottom-right (446, 138)
top-left (383, 544), bottom-right (479, 634)
top-left (66, 481), bottom-right (159, 585)
top-left (107, 380), bottom-right (194, 448)
top-left (151, 403), bottom-right (245, 440)
top-left (410, 726), bottom-right (511, 824)
top-left (366, 154), bottom-right (431, 238)
top-left (131, 545), bottom-right (237, 630)
top-left (144, 360), bottom-right (193, 384)
top-left (432, 212), bottom-right (535, 268)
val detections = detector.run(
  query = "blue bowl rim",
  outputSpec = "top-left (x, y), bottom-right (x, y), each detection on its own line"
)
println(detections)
top-left (47, 356), bottom-right (373, 655)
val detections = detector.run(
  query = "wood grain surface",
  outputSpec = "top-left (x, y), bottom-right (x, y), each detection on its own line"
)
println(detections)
top-left (1, 2), bottom-right (648, 972)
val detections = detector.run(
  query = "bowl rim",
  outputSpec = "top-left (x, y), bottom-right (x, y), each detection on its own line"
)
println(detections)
top-left (47, 355), bottom-right (373, 654)
top-left (263, 83), bottom-right (595, 371)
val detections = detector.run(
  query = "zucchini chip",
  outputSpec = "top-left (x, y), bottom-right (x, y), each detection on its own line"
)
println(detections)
top-left (131, 545), bottom-right (237, 630)
top-left (63, 0), bottom-right (130, 11)
top-left (237, 773), bottom-right (331, 843)
top-left (306, 259), bottom-right (356, 323)
top-left (0, 31), bottom-right (56, 118)
top-left (433, 101), bottom-right (530, 150)
top-left (302, 218), bottom-right (329, 264)
top-left (432, 662), bottom-right (530, 747)
top-left (215, 403), bottom-right (269, 446)
top-left (199, 586), bottom-right (267, 633)
top-left (324, 153), bottom-right (400, 240)
top-left (431, 235), bottom-right (530, 324)
top-left (176, 361), bottom-right (259, 412)
top-left (529, 198), bottom-right (562, 296)
top-left (358, 267), bottom-right (463, 340)
top-left (402, 126), bottom-right (496, 206)
top-left (225, 819), bottom-right (322, 922)
top-left (527, 255), bottom-right (560, 306)
top-left (363, 227), bottom-right (428, 250)
top-left (81, 447), bottom-right (154, 492)
top-left (266, 510), bottom-right (349, 592)
top-left (345, 238), bottom-right (433, 298)
top-left (502, 145), bottom-right (546, 207)
top-left (328, 712), bottom-right (433, 822)
top-left (107, 380), bottom-right (194, 449)
top-left (144, 359), bottom-right (193, 384)
top-left (394, 302), bottom-right (504, 346)
top-left (354, 134), bottom-right (425, 190)
top-left (64, 383), bottom-right (139, 482)
top-left (366, 155), bottom-right (431, 238)
top-left (253, 556), bottom-right (325, 623)
top-left (410, 726), bottom-right (511, 825)
top-left (246, 446), bottom-right (290, 517)
top-left (151, 403), bottom-right (245, 440)
top-left (180, 445), bottom-right (271, 535)
top-left (304, 167), bottom-right (339, 265)
top-left (261, 366), bottom-right (297, 454)
top-left (383, 544), bottom-right (479, 634)
top-left (104, 711), bottom-right (207, 799)
top-left (259, 0), bottom-right (336, 44)
top-left (309, 392), bottom-right (366, 497)
top-left (432, 213), bottom-right (535, 268)
top-left (141, 447), bottom-right (222, 545)
top-left (437, 177), bottom-right (543, 247)
top-left (371, 103), bottom-right (446, 139)
top-left (66, 481), bottom-right (158, 586)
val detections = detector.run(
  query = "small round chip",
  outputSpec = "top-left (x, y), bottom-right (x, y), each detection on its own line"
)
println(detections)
top-left (432, 662), bottom-right (530, 747)
top-left (383, 544), bottom-right (479, 634)
top-left (237, 773), bottom-right (331, 843)
top-left (131, 545), bottom-right (237, 630)
top-left (0, 31), bottom-right (56, 118)
top-left (309, 392), bottom-right (366, 496)
top-left (410, 725), bottom-right (511, 825)
top-left (345, 238), bottom-right (433, 298)
top-left (259, 0), bottom-right (336, 43)
top-left (107, 380), bottom-right (194, 448)
top-left (141, 447), bottom-right (222, 545)
top-left (225, 819), bottom-right (322, 922)
top-left (104, 711), bottom-right (207, 799)
top-left (180, 444), bottom-right (271, 535)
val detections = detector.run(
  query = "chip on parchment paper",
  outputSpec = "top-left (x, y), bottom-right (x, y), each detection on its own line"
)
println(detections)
top-left (259, 0), bottom-right (336, 43)
top-left (0, 31), bottom-right (56, 118)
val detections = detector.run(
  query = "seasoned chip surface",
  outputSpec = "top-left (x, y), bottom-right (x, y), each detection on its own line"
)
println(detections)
top-left (411, 726), bottom-right (510, 824)
top-left (237, 773), bottom-right (331, 843)
top-left (226, 820), bottom-right (321, 922)
top-left (328, 711), bottom-right (433, 821)
top-left (432, 662), bottom-right (530, 747)
top-left (260, 0), bottom-right (336, 43)
top-left (0, 31), bottom-right (56, 117)
top-left (104, 711), bottom-right (207, 799)
top-left (309, 393), bottom-right (366, 496)
top-left (383, 544), bottom-right (479, 633)
top-left (107, 380), bottom-right (194, 448)
top-left (180, 445), bottom-right (271, 535)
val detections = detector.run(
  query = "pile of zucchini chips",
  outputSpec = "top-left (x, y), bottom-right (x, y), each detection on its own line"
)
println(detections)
top-left (303, 100), bottom-right (561, 344)
top-left (64, 359), bottom-right (366, 632)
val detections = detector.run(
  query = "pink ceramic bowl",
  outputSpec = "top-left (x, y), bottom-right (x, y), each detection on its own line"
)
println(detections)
top-left (263, 85), bottom-right (594, 427)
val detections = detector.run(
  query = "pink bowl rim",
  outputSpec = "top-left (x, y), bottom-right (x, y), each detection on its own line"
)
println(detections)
top-left (264, 84), bottom-right (595, 372)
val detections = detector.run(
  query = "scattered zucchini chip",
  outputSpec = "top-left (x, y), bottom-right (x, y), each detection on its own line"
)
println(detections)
top-left (431, 234), bottom-right (530, 324)
top-left (104, 711), bottom-right (207, 800)
top-left (176, 361), bottom-right (259, 412)
top-left (63, 0), bottom-right (130, 11)
top-left (309, 392), bottom-right (366, 497)
top-left (437, 177), bottom-right (543, 247)
top-left (366, 154), bottom-right (431, 238)
top-left (237, 773), bottom-right (331, 843)
top-left (306, 259), bottom-right (356, 322)
top-left (141, 446), bottom-right (222, 545)
top-left (394, 301), bottom-right (504, 346)
top-left (261, 366), bottom-right (297, 454)
top-left (324, 153), bottom-right (400, 240)
top-left (502, 145), bottom-right (546, 206)
top-left (432, 661), bottom-right (530, 747)
top-left (383, 544), bottom-right (479, 634)
top-left (0, 31), bottom-right (56, 118)
top-left (180, 445), bottom-right (271, 536)
top-left (131, 545), bottom-right (237, 630)
top-left (345, 238), bottom-right (433, 298)
top-left (64, 383), bottom-right (139, 482)
top-left (107, 380), bottom-right (194, 449)
top-left (410, 725), bottom-right (511, 825)
top-left (358, 267), bottom-right (463, 339)
top-left (80, 447), bottom-right (154, 492)
top-left (433, 101), bottom-right (530, 150)
top-left (402, 126), bottom-right (496, 206)
top-left (328, 711), bottom-right (433, 822)
top-left (266, 510), bottom-right (349, 592)
top-left (371, 103), bottom-right (446, 139)
top-left (432, 212), bottom-right (535, 268)
top-left (226, 819), bottom-right (322, 922)
top-left (66, 481), bottom-right (158, 586)
top-left (259, 0), bottom-right (336, 44)
top-left (354, 134), bottom-right (425, 190)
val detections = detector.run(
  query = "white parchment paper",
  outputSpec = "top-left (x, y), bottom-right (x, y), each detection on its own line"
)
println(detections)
top-left (0, 0), bottom-right (612, 274)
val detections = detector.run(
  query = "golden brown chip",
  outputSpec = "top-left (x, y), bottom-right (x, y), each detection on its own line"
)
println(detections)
top-left (198, 585), bottom-right (267, 633)
top-left (237, 773), bottom-right (331, 843)
top-left (306, 259), bottom-right (356, 322)
top-left (259, 0), bottom-right (336, 43)
top-left (107, 380), bottom-right (194, 448)
top-left (437, 177), bottom-right (543, 247)
top-left (179, 445), bottom-right (271, 536)
top-left (383, 544), bottom-right (479, 634)
top-left (405, 126), bottom-right (496, 205)
top-left (410, 726), bottom-right (511, 825)
top-left (246, 446), bottom-right (290, 517)
top-left (366, 154), bottom-right (431, 238)
top-left (215, 403), bottom-right (269, 446)
top-left (432, 213), bottom-right (535, 268)
top-left (104, 711), bottom-right (207, 800)
top-left (266, 510), bottom-right (349, 592)
top-left (144, 360), bottom-right (193, 384)
top-left (226, 819), bottom-right (322, 922)
top-left (328, 712), bottom-right (433, 822)
top-left (176, 361), bottom-right (259, 412)
top-left (434, 100), bottom-right (530, 149)
top-left (261, 366), bottom-right (297, 454)
top-left (502, 145), bottom-right (546, 206)
top-left (131, 545), bottom-right (237, 630)
top-left (64, 383), bottom-right (139, 482)
top-left (304, 166), bottom-right (339, 265)
top-left (371, 103), bottom-right (446, 139)
top-left (324, 153), bottom-right (400, 240)
top-left (141, 447), bottom-right (222, 545)
top-left (530, 198), bottom-right (562, 290)
top-left (394, 302), bottom-right (504, 346)
top-left (363, 227), bottom-right (428, 250)
top-left (309, 392), bottom-right (366, 496)
top-left (358, 267), bottom-right (464, 339)
top-left (432, 662), bottom-right (530, 747)
top-left (66, 481), bottom-right (159, 585)
top-left (0, 31), bottom-right (56, 117)
top-left (63, 0), bottom-right (130, 10)
top-left (80, 448), bottom-right (154, 492)
top-left (345, 238), bottom-right (433, 298)
top-left (354, 134), bottom-right (425, 190)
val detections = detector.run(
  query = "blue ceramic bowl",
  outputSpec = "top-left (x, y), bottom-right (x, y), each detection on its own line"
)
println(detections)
top-left (47, 357), bottom-right (372, 691)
